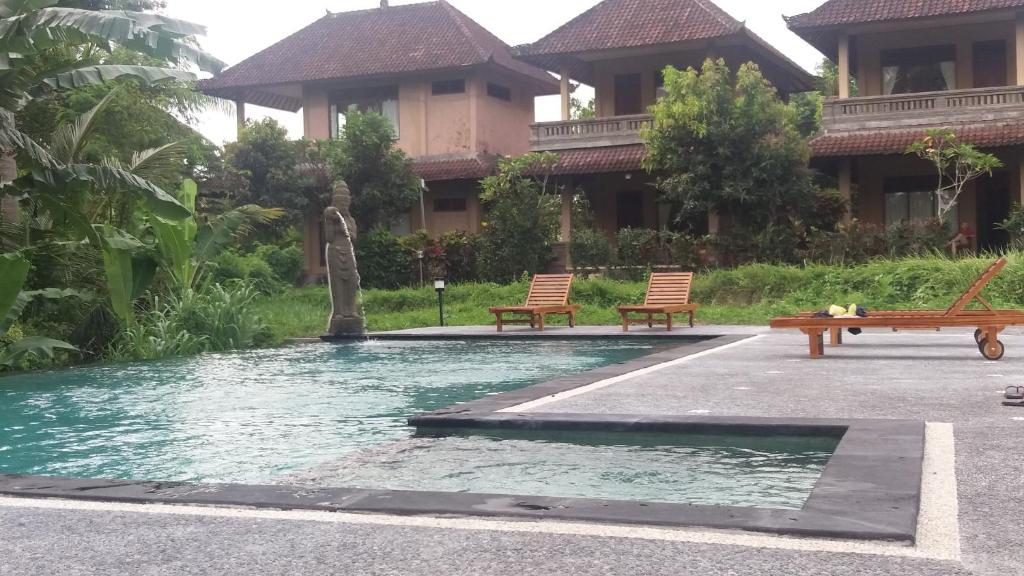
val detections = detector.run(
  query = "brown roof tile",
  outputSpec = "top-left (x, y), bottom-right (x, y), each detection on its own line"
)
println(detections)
top-left (787, 0), bottom-right (1024, 30)
top-left (810, 122), bottom-right (1024, 156)
top-left (521, 0), bottom-right (741, 57)
top-left (550, 145), bottom-right (647, 175)
top-left (414, 154), bottom-right (497, 182)
top-left (200, 1), bottom-right (557, 102)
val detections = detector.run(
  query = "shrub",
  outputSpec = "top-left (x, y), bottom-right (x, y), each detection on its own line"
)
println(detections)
top-left (998, 204), bottom-right (1024, 248)
top-left (570, 228), bottom-right (613, 272)
top-left (356, 228), bottom-right (410, 290)
top-left (616, 227), bottom-right (660, 267)
top-left (438, 231), bottom-right (480, 284)
top-left (255, 244), bottom-right (304, 285)
top-left (670, 234), bottom-right (705, 270)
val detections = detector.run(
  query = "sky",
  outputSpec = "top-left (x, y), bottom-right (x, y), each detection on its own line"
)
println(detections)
top-left (163, 0), bottom-right (829, 146)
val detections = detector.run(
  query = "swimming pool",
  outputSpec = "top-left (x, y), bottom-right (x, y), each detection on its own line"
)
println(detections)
top-left (0, 339), bottom-right (658, 483)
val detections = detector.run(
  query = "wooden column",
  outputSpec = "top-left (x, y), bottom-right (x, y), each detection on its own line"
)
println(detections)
top-left (1017, 13), bottom-right (1024, 85)
top-left (708, 210), bottom-right (720, 235)
top-left (560, 67), bottom-right (572, 121)
top-left (837, 34), bottom-right (851, 99)
top-left (1018, 157), bottom-right (1024, 204)
top-left (559, 189), bottom-right (573, 242)
top-left (235, 100), bottom-right (246, 138)
top-left (839, 158), bottom-right (853, 223)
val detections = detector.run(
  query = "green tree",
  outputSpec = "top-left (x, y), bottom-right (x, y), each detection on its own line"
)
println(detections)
top-left (478, 153), bottom-right (561, 282)
top-left (644, 59), bottom-right (815, 234)
top-left (789, 91), bottom-right (822, 138)
top-left (817, 59), bottom-right (857, 97)
top-left (325, 112), bottom-right (420, 230)
top-left (222, 118), bottom-right (307, 212)
top-left (907, 128), bottom-right (1003, 223)
top-left (570, 96), bottom-right (595, 119)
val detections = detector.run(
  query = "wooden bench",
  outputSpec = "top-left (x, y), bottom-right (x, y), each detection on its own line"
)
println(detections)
top-left (489, 274), bottom-right (581, 332)
top-left (618, 272), bottom-right (699, 332)
top-left (772, 258), bottom-right (1024, 360)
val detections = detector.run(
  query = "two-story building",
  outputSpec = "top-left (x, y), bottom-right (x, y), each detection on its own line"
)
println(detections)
top-left (787, 0), bottom-right (1024, 251)
top-left (517, 0), bottom-right (815, 257)
top-left (199, 0), bottom-right (559, 277)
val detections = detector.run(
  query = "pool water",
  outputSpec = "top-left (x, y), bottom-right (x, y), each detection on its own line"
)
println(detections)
top-left (0, 340), bottom-right (661, 484)
top-left (291, 429), bottom-right (841, 509)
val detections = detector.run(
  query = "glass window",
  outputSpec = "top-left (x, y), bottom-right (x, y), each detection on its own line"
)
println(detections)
top-left (433, 198), bottom-right (467, 213)
top-left (432, 79), bottom-right (466, 96)
top-left (486, 82), bottom-right (511, 102)
top-left (881, 45), bottom-right (956, 95)
top-left (330, 86), bottom-right (400, 139)
top-left (884, 177), bottom-right (958, 226)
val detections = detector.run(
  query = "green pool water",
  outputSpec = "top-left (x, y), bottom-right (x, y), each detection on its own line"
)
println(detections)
top-left (0, 339), bottom-right (658, 484)
top-left (293, 429), bottom-right (841, 509)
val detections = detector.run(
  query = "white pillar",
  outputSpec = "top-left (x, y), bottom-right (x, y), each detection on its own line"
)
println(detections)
top-left (1016, 13), bottom-right (1024, 85)
top-left (839, 158), bottom-right (853, 223)
top-left (235, 100), bottom-right (246, 139)
top-left (560, 67), bottom-right (572, 121)
top-left (837, 34), bottom-right (851, 98)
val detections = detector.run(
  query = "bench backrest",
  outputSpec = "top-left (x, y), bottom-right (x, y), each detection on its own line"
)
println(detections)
top-left (644, 272), bottom-right (694, 306)
top-left (945, 257), bottom-right (1007, 316)
top-left (525, 274), bottom-right (574, 307)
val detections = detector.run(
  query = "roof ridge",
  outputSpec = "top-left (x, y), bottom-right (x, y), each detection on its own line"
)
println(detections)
top-left (437, 0), bottom-right (492, 62)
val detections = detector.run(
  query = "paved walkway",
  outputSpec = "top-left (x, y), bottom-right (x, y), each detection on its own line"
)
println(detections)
top-left (2, 327), bottom-right (1023, 575)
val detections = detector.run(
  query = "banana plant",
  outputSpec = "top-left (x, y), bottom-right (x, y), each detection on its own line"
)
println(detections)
top-left (0, 252), bottom-right (81, 367)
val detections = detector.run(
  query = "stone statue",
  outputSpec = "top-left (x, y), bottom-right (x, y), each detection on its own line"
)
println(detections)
top-left (324, 181), bottom-right (364, 337)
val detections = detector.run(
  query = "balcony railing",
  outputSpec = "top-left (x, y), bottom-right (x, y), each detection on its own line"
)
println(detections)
top-left (822, 85), bottom-right (1024, 132)
top-left (530, 114), bottom-right (653, 151)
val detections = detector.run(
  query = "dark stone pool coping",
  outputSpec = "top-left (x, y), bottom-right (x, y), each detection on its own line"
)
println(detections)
top-left (0, 334), bottom-right (925, 543)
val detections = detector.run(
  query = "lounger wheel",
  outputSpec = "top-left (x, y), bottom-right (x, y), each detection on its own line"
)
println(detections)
top-left (974, 329), bottom-right (984, 344)
top-left (979, 338), bottom-right (1005, 361)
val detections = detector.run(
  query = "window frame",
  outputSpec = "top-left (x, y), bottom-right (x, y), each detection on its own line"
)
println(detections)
top-left (329, 85), bottom-right (401, 140)
top-left (433, 197), bottom-right (468, 213)
top-left (431, 79), bottom-right (467, 96)
top-left (880, 45), bottom-right (956, 95)
top-left (486, 82), bottom-right (512, 102)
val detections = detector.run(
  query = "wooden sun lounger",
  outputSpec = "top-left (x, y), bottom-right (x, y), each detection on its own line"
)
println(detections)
top-left (618, 272), bottom-right (699, 331)
top-left (489, 274), bottom-right (581, 332)
top-left (772, 258), bottom-right (1024, 360)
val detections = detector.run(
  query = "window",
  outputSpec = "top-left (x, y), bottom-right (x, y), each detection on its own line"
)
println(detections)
top-left (655, 69), bottom-right (668, 100)
top-left (884, 177), bottom-right (957, 226)
top-left (882, 45), bottom-right (956, 95)
top-left (616, 191), bottom-right (644, 230)
top-left (486, 82), bottom-right (512, 102)
top-left (433, 198), bottom-right (467, 213)
top-left (330, 85), bottom-right (400, 139)
top-left (432, 79), bottom-right (466, 96)
top-left (614, 73), bottom-right (643, 116)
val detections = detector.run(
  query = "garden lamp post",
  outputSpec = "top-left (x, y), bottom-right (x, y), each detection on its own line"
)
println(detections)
top-left (434, 278), bottom-right (446, 327)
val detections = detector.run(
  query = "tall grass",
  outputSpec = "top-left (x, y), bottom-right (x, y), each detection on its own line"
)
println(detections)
top-left (255, 253), bottom-right (1024, 340)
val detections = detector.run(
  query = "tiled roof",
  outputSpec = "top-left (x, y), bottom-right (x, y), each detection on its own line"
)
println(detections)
top-left (200, 1), bottom-right (557, 104)
top-left (550, 145), bottom-right (647, 175)
top-left (521, 0), bottom-right (742, 57)
top-left (787, 0), bottom-right (1024, 30)
top-left (413, 154), bottom-right (497, 182)
top-left (810, 122), bottom-right (1024, 157)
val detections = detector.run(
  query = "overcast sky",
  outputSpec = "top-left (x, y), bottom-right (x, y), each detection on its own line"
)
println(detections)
top-left (163, 0), bottom-right (829, 145)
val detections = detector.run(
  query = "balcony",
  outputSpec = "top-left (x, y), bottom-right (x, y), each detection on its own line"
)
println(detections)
top-left (530, 114), bottom-right (653, 151)
top-left (822, 85), bottom-right (1024, 133)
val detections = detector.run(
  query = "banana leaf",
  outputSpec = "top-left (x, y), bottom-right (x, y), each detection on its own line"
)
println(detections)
top-left (0, 251), bottom-right (28, 335)
top-left (0, 336), bottom-right (77, 367)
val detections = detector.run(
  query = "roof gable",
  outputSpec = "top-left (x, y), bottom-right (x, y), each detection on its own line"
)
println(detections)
top-left (787, 0), bottom-right (1024, 31)
top-left (200, 1), bottom-right (556, 99)
top-left (522, 0), bottom-right (742, 56)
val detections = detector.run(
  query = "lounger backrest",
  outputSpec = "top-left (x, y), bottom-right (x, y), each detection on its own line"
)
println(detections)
top-left (945, 258), bottom-right (1007, 316)
top-left (525, 274), bottom-right (574, 307)
top-left (644, 272), bottom-right (694, 306)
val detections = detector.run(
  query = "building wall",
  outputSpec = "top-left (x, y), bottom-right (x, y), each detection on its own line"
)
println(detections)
top-left (410, 180), bottom-right (484, 235)
top-left (299, 69), bottom-right (536, 158)
top-left (854, 21), bottom-right (1018, 96)
top-left (592, 49), bottom-right (708, 118)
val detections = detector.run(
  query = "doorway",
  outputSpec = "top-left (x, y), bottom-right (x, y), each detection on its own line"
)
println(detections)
top-left (614, 74), bottom-right (643, 116)
top-left (973, 40), bottom-right (1008, 88)
top-left (976, 171), bottom-right (1010, 251)
top-left (616, 191), bottom-right (645, 230)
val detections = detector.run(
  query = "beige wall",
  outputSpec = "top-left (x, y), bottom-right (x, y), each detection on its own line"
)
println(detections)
top-left (592, 49), bottom-right (707, 118)
top-left (410, 180), bottom-right (484, 235)
top-left (300, 69), bottom-right (535, 158)
top-left (854, 21), bottom-right (1018, 96)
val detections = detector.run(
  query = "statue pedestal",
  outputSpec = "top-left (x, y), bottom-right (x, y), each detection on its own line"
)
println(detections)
top-left (325, 315), bottom-right (365, 339)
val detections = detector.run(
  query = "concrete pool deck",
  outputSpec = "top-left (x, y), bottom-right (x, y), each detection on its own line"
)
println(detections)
top-left (1, 326), bottom-right (1022, 575)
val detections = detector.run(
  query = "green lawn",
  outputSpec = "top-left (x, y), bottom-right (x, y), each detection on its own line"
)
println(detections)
top-left (255, 254), bottom-right (1024, 341)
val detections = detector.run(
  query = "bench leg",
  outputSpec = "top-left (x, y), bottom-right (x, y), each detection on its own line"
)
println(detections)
top-left (495, 313), bottom-right (503, 333)
top-left (829, 327), bottom-right (843, 347)
top-left (688, 310), bottom-right (695, 328)
top-left (808, 329), bottom-right (825, 359)
top-left (569, 310), bottom-right (576, 328)
top-left (537, 314), bottom-right (545, 331)
top-left (666, 313), bottom-right (673, 332)
top-left (621, 312), bottom-right (629, 332)
top-left (647, 313), bottom-right (653, 328)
